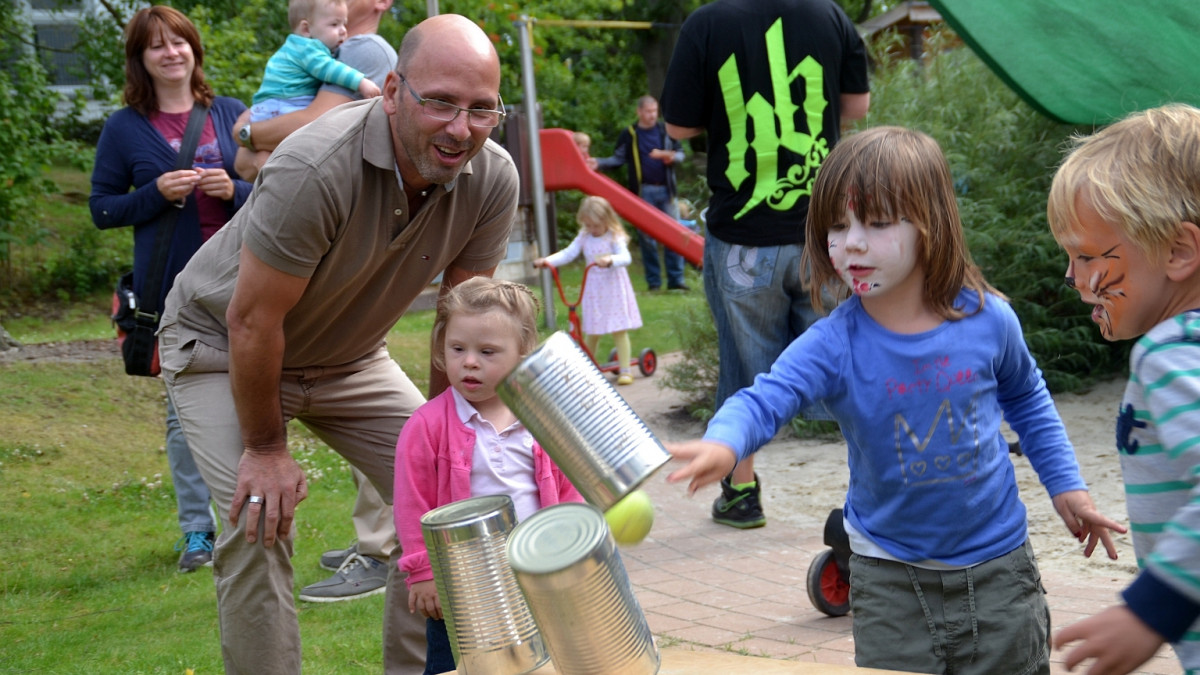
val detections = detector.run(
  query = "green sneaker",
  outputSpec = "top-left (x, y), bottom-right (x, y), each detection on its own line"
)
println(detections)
top-left (711, 474), bottom-right (766, 529)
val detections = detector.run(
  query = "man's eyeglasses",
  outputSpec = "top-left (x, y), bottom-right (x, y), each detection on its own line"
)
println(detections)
top-left (398, 74), bottom-right (506, 129)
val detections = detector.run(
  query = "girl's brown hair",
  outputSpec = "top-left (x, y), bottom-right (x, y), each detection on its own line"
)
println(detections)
top-left (430, 277), bottom-right (541, 373)
top-left (804, 126), bottom-right (1000, 319)
top-left (122, 5), bottom-right (214, 116)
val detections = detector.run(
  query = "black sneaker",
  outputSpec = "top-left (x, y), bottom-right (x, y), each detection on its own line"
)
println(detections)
top-left (711, 474), bottom-right (766, 528)
top-left (176, 531), bottom-right (215, 572)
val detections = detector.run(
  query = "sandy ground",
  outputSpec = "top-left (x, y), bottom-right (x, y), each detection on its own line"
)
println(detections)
top-left (653, 371), bottom-right (1138, 579)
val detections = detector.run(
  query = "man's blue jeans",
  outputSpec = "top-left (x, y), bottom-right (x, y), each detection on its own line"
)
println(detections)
top-left (165, 394), bottom-right (216, 535)
top-left (701, 231), bottom-right (819, 408)
top-left (638, 184), bottom-right (686, 289)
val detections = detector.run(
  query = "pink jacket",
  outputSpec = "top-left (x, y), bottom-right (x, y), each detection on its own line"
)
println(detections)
top-left (394, 389), bottom-right (583, 587)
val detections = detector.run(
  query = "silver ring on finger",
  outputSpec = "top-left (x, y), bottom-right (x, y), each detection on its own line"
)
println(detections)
top-left (248, 495), bottom-right (265, 505)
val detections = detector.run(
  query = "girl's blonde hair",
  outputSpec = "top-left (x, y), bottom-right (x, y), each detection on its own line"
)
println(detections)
top-left (1048, 104), bottom-right (1200, 258)
top-left (804, 126), bottom-right (1000, 319)
top-left (430, 277), bottom-right (540, 372)
top-left (577, 196), bottom-right (629, 243)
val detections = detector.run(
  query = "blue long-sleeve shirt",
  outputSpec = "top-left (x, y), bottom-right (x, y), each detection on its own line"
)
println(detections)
top-left (705, 290), bottom-right (1088, 567)
top-left (89, 97), bottom-right (252, 307)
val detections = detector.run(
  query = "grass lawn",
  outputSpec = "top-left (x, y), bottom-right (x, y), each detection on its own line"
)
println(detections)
top-left (0, 262), bottom-right (706, 673)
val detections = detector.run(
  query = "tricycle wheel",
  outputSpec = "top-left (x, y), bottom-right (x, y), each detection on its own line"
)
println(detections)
top-left (608, 347), bottom-right (619, 366)
top-left (806, 549), bottom-right (850, 617)
top-left (638, 348), bottom-right (657, 376)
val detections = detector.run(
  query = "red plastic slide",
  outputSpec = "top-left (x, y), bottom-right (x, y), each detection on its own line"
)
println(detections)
top-left (539, 128), bottom-right (704, 267)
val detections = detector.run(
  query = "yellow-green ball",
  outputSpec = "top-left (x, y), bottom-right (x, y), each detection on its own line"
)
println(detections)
top-left (604, 489), bottom-right (654, 545)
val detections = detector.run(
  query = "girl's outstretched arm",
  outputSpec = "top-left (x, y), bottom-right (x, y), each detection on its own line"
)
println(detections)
top-left (1051, 489), bottom-right (1127, 559)
top-left (664, 441), bottom-right (737, 495)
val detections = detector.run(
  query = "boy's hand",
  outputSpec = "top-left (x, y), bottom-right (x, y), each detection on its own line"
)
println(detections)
top-left (664, 440), bottom-right (737, 495)
top-left (1054, 605), bottom-right (1164, 674)
top-left (408, 579), bottom-right (442, 619)
top-left (1051, 490), bottom-right (1127, 559)
top-left (359, 78), bottom-right (381, 98)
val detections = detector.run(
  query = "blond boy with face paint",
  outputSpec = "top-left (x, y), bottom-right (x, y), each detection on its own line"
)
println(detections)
top-left (1049, 103), bottom-right (1200, 675)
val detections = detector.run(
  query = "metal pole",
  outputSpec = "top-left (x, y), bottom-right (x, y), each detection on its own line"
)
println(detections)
top-left (516, 16), bottom-right (556, 330)
top-left (425, 0), bottom-right (438, 17)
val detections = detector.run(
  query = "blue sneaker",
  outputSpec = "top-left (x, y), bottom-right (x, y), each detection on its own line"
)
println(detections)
top-left (175, 531), bottom-right (214, 572)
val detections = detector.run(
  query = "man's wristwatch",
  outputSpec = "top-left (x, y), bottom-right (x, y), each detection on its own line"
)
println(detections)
top-left (237, 123), bottom-right (255, 151)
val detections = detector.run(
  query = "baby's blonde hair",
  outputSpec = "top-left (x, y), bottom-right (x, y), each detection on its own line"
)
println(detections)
top-left (288, 0), bottom-right (345, 31)
top-left (430, 277), bottom-right (540, 373)
top-left (577, 196), bottom-right (629, 243)
top-left (1048, 103), bottom-right (1200, 258)
top-left (573, 131), bottom-right (591, 156)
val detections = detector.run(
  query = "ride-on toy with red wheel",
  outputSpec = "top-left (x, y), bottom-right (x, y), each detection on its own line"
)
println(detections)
top-left (545, 263), bottom-right (657, 378)
top-left (807, 508), bottom-right (852, 617)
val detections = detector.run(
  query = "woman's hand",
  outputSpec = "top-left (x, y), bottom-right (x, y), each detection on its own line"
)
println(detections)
top-left (196, 167), bottom-right (236, 201)
top-left (156, 168), bottom-right (201, 203)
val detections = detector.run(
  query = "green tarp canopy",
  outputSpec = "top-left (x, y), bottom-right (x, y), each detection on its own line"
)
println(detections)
top-left (927, 0), bottom-right (1200, 125)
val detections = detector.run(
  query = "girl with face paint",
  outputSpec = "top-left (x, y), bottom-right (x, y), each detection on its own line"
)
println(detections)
top-left (665, 126), bottom-right (1125, 675)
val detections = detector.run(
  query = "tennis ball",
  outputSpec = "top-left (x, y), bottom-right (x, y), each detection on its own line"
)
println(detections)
top-left (604, 489), bottom-right (655, 546)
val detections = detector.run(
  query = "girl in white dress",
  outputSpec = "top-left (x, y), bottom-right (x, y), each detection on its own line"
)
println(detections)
top-left (534, 196), bottom-right (643, 384)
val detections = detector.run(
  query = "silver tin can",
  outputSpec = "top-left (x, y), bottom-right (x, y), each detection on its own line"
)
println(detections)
top-left (497, 331), bottom-right (670, 510)
top-left (421, 495), bottom-right (549, 675)
top-left (507, 502), bottom-right (660, 675)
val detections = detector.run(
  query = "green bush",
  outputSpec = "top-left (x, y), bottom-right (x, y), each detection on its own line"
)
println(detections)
top-left (859, 35), bottom-right (1128, 389)
top-left (0, 4), bottom-right (62, 300)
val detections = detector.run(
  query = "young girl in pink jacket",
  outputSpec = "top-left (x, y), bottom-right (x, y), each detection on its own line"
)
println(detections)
top-left (393, 276), bottom-right (583, 674)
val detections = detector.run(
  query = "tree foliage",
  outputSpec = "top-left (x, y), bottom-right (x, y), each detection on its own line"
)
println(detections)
top-left (0, 3), bottom-right (61, 291)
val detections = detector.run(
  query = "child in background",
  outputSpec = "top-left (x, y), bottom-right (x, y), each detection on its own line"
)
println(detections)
top-left (573, 130), bottom-right (598, 170)
top-left (534, 195), bottom-right (643, 385)
top-left (1048, 104), bottom-right (1200, 675)
top-left (394, 277), bottom-right (583, 675)
top-left (246, 0), bottom-right (380, 166)
top-left (666, 126), bottom-right (1125, 675)
top-left (676, 198), bottom-right (700, 234)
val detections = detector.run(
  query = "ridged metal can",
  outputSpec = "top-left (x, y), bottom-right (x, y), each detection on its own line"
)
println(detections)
top-left (497, 331), bottom-right (670, 510)
top-left (507, 502), bottom-right (660, 675)
top-left (421, 495), bottom-right (548, 675)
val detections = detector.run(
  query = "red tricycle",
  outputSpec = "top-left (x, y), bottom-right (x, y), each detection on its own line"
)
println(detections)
top-left (544, 262), bottom-right (657, 379)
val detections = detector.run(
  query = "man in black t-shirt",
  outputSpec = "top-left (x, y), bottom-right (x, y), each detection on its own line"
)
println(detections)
top-left (661, 0), bottom-right (869, 528)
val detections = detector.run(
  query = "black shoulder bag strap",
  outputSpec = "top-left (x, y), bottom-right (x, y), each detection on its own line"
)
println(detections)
top-left (136, 102), bottom-right (209, 327)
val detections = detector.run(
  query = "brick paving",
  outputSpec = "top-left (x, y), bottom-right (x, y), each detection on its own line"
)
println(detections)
top-left (613, 355), bottom-right (1182, 674)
